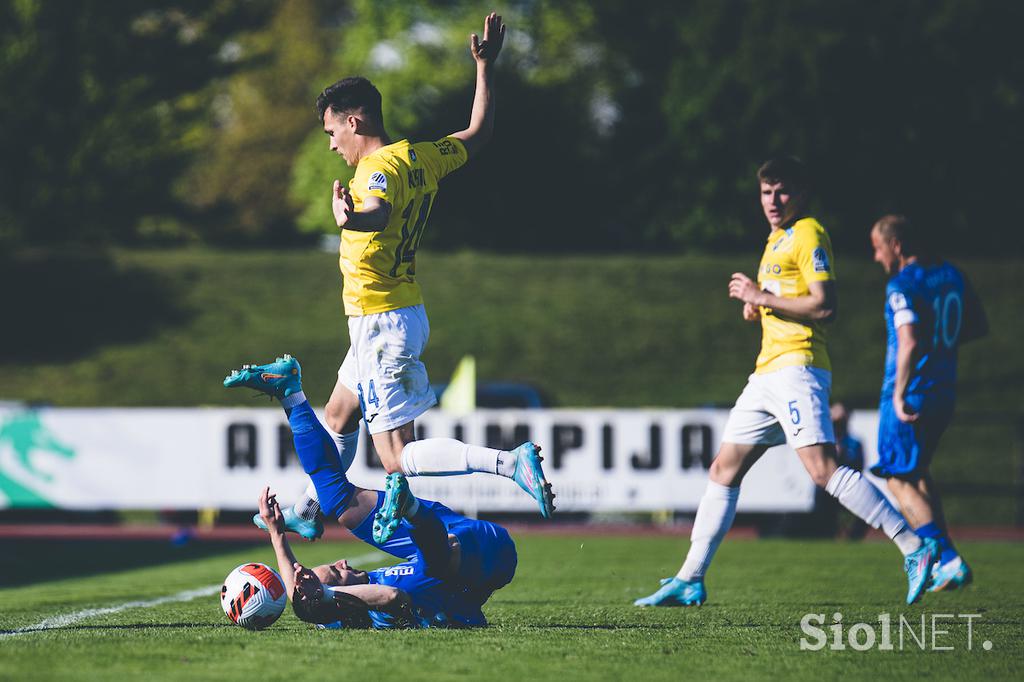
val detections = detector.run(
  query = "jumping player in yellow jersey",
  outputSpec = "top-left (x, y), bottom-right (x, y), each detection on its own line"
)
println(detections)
top-left (249, 14), bottom-right (555, 547)
top-left (635, 158), bottom-right (939, 607)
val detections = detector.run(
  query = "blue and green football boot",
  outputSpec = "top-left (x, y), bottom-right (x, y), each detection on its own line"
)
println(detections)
top-left (634, 577), bottom-right (707, 607)
top-left (251, 507), bottom-right (324, 541)
top-left (904, 537), bottom-right (939, 604)
top-left (223, 355), bottom-right (302, 399)
top-left (373, 472), bottom-right (415, 544)
top-left (928, 556), bottom-right (973, 592)
top-left (510, 442), bottom-right (556, 519)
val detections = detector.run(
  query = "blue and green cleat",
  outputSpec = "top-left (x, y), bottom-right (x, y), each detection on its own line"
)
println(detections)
top-left (251, 507), bottom-right (323, 541)
top-left (373, 472), bottom-right (415, 544)
top-left (634, 577), bottom-right (707, 607)
top-left (510, 442), bottom-right (556, 519)
top-left (904, 537), bottom-right (939, 604)
top-left (928, 556), bottom-right (972, 592)
top-left (223, 355), bottom-right (302, 399)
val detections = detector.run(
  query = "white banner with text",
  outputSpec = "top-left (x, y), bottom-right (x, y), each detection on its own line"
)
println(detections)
top-left (0, 407), bottom-right (882, 512)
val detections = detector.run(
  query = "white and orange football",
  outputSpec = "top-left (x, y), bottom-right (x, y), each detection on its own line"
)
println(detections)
top-left (220, 563), bottom-right (287, 630)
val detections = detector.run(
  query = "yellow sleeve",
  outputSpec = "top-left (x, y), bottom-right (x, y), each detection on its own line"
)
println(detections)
top-left (416, 137), bottom-right (468, 182)
top-left (351, 157), bottom-right (398, 205)
top-left (794, 225), bottom-right (836, 283)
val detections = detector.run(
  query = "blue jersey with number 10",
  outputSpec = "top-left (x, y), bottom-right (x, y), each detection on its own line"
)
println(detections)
top-left (882, 261), bottom-right (966, 401)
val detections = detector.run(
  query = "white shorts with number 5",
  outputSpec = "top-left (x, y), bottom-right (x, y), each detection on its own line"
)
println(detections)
top-left (338, 304), bottom-right (436, 435)
top-left (721, 365), bottom-right (834, 449)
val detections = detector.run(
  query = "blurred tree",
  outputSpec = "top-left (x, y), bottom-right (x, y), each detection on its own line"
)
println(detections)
top-left (657, 0), bottom-right (1024, 255)
top-left (0, 0), bottom-right (271, 248)
top-left (182, 0), bottom-right (332, 244)
top-left (4, 0), bottom-right (1021, 254)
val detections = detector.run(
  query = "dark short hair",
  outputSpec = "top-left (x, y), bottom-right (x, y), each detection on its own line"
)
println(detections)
top-left (291, 590), bottom-right (374, 628)
top-left (315, 76), bottom-right (384, 125)
top-left (873, 213), bottom-right (924, 255)
top-left (757, 157), bottom-right (811, 194)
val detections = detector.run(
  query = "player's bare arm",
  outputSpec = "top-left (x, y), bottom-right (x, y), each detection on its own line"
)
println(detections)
top-left (729, 273), bottom-right (837, 322)
top-left (258, 486), bottom-right (301, 595)
top-left (450, 12), bottom-right (506, 159)
top-left (332, 181), bottom-right (392, 231)
top-left (893, 323), bottom-right (920, 423)
top-left (327, 583), bottom-right (412, 613)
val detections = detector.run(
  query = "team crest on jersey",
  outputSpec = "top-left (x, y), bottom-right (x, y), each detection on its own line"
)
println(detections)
top-left (368, 171), bottom-right (388, 193)
top-left (888, 291), bottom-right (909, 311)
top-left (812, 247), bottom-right (830, 273)
top-left (409, 149), bottom-right (417, 162)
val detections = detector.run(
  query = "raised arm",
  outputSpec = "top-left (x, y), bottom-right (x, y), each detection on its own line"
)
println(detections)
top-left (257, 487), bottom-right (300, 597)
top-left (450, 12), bottom-right (506, 159)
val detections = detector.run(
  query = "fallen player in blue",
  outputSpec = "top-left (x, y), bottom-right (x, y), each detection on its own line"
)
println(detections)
top-left (257, 480), bottom-right (516, 629)
top-left (227, 356), bottom-right (518, 628)
top-left (226, 355), bottom-right (554, 544)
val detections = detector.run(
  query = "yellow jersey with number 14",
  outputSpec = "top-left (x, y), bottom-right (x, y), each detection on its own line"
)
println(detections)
top-left (755, 217), bottom-right (835, 374)
top-left (340, 136), bottom-right (468, 316)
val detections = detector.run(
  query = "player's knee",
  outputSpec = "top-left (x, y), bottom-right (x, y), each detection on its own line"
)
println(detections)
top-left (709, 458), bottom-right (738, 485)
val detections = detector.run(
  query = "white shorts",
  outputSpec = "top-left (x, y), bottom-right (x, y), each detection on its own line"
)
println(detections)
top-left (721, 365), bottom-right (835, 449)
top-left (338, 304), bottom-right (436, 435)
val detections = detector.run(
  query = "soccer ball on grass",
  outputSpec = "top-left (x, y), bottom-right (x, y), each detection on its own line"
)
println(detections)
top-left (220, 562), bottom-right (287, 630)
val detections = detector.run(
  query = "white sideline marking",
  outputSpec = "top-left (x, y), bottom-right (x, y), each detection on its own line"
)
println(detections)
top-left (0, 550), bottom-right (387, 638)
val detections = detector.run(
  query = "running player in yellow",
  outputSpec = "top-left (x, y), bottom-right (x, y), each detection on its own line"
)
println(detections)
top-left (252, 13), bottom-right (554, 546)
top-left (634, 158), bottom-right (938, 607)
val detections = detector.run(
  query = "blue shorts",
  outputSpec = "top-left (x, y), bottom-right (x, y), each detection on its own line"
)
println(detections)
top-left (872, 395), bottom-right (954, 479)
top-left (449, 518), bottom-right (518, 593)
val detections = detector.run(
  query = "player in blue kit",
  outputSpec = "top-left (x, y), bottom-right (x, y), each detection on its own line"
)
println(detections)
top-left (870, 214), bottom-right (988, 591)
top-left (227, 356), bottom-right (517, 628)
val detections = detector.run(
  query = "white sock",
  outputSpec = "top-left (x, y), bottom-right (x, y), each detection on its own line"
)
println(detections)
top-left (292, 481), bottom-right (321, 521)
top-left (399, 438), bottom-right (516, 478)
top-left (676, 482), bottom-right (740, 581)
top-left (825, 466), bottom-right (921, 556)
top-left (324, 424), bottom-right (359, 473)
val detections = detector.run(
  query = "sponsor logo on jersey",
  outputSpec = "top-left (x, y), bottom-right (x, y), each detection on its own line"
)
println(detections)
top-left (812, 247), bottom-right (830, 273)
top-left (383, 565), bottom-right (416, 577)
top-left (368, 172), bottom-right (388, 193)
top-left (435, 139), bottom-right (458, 156)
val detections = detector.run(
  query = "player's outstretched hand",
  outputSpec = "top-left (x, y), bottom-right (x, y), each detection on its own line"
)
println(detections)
top-left (470, 12), bottom-right (506, 65)
top-left (258, 486), bottom-right (287, 535)
top-left (332, 179), bottom-right (354, 228)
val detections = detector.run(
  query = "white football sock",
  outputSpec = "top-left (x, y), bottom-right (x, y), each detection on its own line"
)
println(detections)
top-left (324, 424), bottom-right (359, 473)
top-left (399, 438), bottom-right (516, 478)
top-left (676, 481), bottom-right (740, 581)
top-left (825, 466), bottom-right (921, 556)
top-left (292, 481), bottom-right (321, 521)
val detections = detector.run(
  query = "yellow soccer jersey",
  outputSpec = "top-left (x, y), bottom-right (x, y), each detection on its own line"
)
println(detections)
top-left (754, 217), bottom-right (836, 374)
top-left (340, 137), bottom-right (468, 316)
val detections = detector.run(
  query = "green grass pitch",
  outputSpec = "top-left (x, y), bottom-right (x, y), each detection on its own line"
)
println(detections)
top-left (1, 534), bottom-right (1020, 681)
